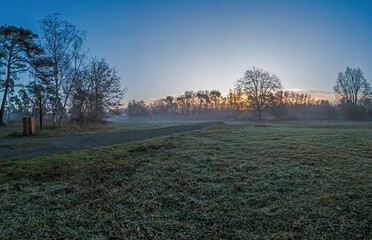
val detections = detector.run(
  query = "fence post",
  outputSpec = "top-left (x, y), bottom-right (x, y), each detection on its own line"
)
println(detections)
top-left (23, 117), bottom-right (36, 136)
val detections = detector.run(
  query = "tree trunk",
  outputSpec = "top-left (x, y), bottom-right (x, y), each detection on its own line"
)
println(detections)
top-left (257, 109), bottom-right (262, 121)
top-left (39, 94), bottom-right (43, 131)
top-left (0, 64), bottom-right (12, 127)
top-left (52, 105), bottom-right (57, 125)
top-left (58, 91), bottom-right (71, 124)
top-left (0, 82), bottom-right (9, 126)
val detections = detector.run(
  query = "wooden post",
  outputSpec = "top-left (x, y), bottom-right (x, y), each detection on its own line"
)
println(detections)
top-left (23, 117), bottom-right (36, 136)
top-left (28, 117), bottom-right (36, 135)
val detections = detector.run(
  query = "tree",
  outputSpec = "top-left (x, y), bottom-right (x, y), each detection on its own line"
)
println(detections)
top-left (334, 67), bottom-right (371, 119)
top-left (149, 98), bottom-right (168, 115)
top-left (165, 96), bottom-right (175, 114)
top-left (25, 52), bottom-right (56, 130)
top-left (39, 13), bottom-right (85, 124)
top-left (196, 90), bottom-right (209, 113)
top-left (235, 67), bottom-right (282, 120)
top-left (209, 90), bottom-right (221, 112)
top-left (179, 91), bottom-right (195, 115)
top-left (70, 58), bottom-right (126, 122)
top-left (0, 25), bottom-right (43, 126)
top-left (126, 100), bottom-right (149, 118)
top-left (8, 88), bottom-right (35, 120)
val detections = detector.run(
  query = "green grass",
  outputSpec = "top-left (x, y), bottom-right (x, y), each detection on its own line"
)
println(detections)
top-left (0, 121), bottom-right (187, 138)
top-left (0, 122), bottom-right (371, 239)
top-left (0, 142), bottom-right (48, 149)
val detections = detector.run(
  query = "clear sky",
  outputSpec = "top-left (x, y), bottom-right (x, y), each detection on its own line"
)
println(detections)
top-left (1, 0), bottom-right (372, 102)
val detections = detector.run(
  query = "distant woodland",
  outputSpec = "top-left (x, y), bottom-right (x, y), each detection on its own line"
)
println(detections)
top-left (127, 90), bottom-right (336, 121)
top-left (127, 67), bottom-right (372, 121)
top-left (1, 15), bottom-right (372, 127)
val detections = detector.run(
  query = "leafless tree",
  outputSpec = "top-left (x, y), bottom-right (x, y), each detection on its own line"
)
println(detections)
top-left (39, 13), bottom-right (85, 124)
top-left (334, 67), bottom-right (371, 108)
top-left (165, 96), bottom-right (175, 114)
top-left (227, 89), bottom-right (246, 112)
top-left (209, 90), bottom-right (221, 112)
top-left (235, 67), bottom-right (282, 120)
top-left (126, 100), bottom-right (149, 117)
top-left (70, 58), bottom-right (126, 122)
top-left (196, 90), bottom-right (209, 113)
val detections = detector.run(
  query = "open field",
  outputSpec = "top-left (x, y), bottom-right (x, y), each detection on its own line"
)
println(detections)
top-left (0, 121), bottom-right (371, 239)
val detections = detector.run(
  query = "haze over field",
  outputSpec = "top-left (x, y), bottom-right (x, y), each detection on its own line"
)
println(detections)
top-left (1, 0), bottom-right (372, 102)
top-left (1, 1), bottom-right (372, 239)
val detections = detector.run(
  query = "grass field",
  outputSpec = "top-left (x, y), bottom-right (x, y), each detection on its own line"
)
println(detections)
top-left (0, 121), bottom-right (190, 138)
top-left (0, 122), bottom-right (371, 239)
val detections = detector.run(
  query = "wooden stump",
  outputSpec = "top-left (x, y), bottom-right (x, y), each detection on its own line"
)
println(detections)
top-left (23, 117), bottom-right (36, 136)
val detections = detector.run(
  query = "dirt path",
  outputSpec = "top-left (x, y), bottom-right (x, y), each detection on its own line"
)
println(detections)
top-left (0, 122), bottom-right (215, 161)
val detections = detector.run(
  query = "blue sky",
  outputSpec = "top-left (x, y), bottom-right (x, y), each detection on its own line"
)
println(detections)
top-left (1, 0), bottom-right (372, 101)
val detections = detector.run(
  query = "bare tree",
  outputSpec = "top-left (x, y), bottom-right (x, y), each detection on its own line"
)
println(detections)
top-left (39, 13), bottom-right (85, 124)
top-left (334, 67), bottom-right (371, 108)
top-left (227, 89), bottom-right (246, 112)
top-left (27, 55), bottom-right (54, 130)
top-left (165, 96), bottom-right (175, 114)
top-left (209, 90), bottom-right (221, 112)
top-left (235, 67), bottom-right (282, 120)
top-left (126, 100), bottom-right (149, 118)
top-left (184, 91), bottom-right (194, 115)
top-left (0, 25), bottom-right (43, 126)
top-left (196, 90), bottom-right (209, 113)
top-left (176, 95), bottom-right (186, 114)
top-left (70, 58), bottom-right (126, 122)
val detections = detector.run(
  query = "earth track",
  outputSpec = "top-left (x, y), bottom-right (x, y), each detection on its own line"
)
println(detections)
top-left (0, 122), bottom-right (215, 161)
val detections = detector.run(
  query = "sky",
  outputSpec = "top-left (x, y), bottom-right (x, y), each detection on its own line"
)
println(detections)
top-left (1, 0), bottom-right (372, 102)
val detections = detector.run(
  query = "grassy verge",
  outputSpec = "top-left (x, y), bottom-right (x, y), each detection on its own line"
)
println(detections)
top-left (0, 121), bottom-right (187, 138)
top-left (0, 142), bottom-right (48, 149)
top-left (0, 123), bottom-right (371, 239)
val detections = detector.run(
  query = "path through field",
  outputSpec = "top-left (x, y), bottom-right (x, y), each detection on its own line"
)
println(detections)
top-left (0, 122), bottom-right (215, 161)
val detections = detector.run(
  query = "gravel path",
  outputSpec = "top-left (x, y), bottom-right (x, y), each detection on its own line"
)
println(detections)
top-left (0, 122), bottom-right (215, 161)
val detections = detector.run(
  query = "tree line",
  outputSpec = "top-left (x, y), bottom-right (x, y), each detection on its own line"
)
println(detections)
top-left (127, 67), bottom-right (372, 121)
top-left (0, 14), bottom-right (126, 127)
top-left (1, 14), bottom-right (371, 126)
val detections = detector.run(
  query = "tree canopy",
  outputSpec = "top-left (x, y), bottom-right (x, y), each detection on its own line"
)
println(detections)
top-left (334, 67), bottom-right (371, 120)
top-left (235, 67), bottom-right (282, 120)
top-left (0, 15), bottom-right (127, 127)
top-left (0, 25), bottom-right (43, 126)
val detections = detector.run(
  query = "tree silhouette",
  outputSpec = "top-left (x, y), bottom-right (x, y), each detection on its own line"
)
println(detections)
top-left (334, 67), bottom-right (371, 119)
top-left (235, 67), bottom-right (282, 120)
top-left (39, 13), bottom-right (85, 124)
top-left (70, 58), bottom-right (125, 122)
top-left (126, 100), bottom-right (149, 117)
top-left (0, 25), bottom-right (43, 126)
top-left (196, 90), bottom-right (209, 113)
top-left (209, 90), bottom-right (221, 112)
top-left (165, 96), bottom-right (175, 114)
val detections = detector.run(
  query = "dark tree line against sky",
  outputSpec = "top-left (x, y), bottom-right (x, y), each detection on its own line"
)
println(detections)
top-left (0, 14), bottom-right (126, 127)
top-left (334, 67), bottom-right (371, 120)
top-left (127, 88), bottom-right (337, 121)
top-left (127, 67), bottom-right (372, 121)
top-left (1, 14), bottom-right (372, 126)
